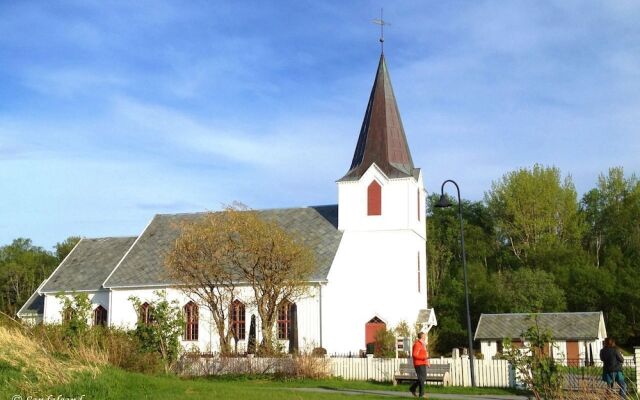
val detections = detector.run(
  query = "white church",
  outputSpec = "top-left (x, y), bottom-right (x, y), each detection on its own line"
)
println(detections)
top-left (18, 53), bottom-right (436, 354)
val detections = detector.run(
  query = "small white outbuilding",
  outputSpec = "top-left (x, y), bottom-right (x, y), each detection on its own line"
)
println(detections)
top-left (474, 312), bottom-right (607, 365)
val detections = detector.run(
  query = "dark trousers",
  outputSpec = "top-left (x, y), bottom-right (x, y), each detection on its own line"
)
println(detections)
top-left (604, 371), bottom-right (627, 398)
top-left (410, 365), bottom-right (426, 397)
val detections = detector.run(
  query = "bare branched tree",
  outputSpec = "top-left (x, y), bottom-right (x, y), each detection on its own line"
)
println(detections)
top-left (166, 204), bottom-right (315, 354)
top-left (165, 211), bottom-right (240, 354)
top-left (219, 206), bottom-right (315, 353)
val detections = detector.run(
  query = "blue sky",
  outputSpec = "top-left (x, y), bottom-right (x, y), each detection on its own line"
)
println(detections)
top-left (1, 1), bottom-right (639, 250)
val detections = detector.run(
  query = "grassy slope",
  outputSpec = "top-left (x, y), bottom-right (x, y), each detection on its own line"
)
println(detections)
top-left (0, 323), bottom-right (526, 399)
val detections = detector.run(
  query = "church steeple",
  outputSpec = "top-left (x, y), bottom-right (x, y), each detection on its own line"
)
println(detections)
top-left (340, 54), bottom-right (414, 181)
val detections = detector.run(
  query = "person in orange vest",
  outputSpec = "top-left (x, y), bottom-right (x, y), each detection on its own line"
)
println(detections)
top-left (410, 331), bottom-right (429, 398)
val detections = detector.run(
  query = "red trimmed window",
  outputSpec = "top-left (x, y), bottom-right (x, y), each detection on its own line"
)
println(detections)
top-left (367, 181), bottom-right (382, 215)
top-left (230, 300), bottom-right (246, 340)
top-left (93, 305), bottom-right (108, 326)
top-left (277, 301), bottom-right (292, 340)
top-left (139, 302), bottom-right (153, 325)
top-left (184, 301), bottom-right (199, 341)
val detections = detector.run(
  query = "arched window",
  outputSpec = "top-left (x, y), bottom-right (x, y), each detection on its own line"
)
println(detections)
top-left (62, 307), bottom-right (73, 323)
top-left (93, 305), bottom-right (108, 326)
top-left (230, 300), bottom-right (246, 340)
top-left (277, 301), bottom-right (293, 340)
top-left (184, 301), bottom-right (199, 341)
top-left (367, 181), bottom-right (382, 216)
top-left (139, 302), bottom-right (153, 325)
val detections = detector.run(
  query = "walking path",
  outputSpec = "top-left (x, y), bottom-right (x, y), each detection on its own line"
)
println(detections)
top-left (290, 387), bottom-right (530, 399)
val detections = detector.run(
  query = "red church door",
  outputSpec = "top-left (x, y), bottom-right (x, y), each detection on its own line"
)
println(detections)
top-left (365, 317), bottom-right (386, 354)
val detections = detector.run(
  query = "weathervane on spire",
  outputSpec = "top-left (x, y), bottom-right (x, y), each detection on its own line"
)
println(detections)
top-left (372, 8), bottom-right (390, 53)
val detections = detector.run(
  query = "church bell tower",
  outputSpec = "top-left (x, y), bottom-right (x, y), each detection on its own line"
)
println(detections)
top-left (322, 53), bottom-right (429, 353)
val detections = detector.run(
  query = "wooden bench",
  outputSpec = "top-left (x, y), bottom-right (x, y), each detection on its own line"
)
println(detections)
top-left (393, 363), bottom-right (451, 386)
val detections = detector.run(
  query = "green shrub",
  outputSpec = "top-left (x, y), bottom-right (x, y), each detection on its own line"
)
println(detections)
top-left (373, 327), bottom-right (396, 358)
top-left (129, 291), bottom-right (184, 373)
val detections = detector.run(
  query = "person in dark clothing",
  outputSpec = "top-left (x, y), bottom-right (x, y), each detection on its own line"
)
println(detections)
top-left (600, 337), bottom-right (627, 398)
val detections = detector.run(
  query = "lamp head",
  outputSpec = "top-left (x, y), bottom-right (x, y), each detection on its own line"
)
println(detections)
top-left (435, 194), bottom-right (452, 208)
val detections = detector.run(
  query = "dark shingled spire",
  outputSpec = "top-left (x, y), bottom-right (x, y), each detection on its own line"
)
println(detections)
top-left (340, 54), bottom-right (414, 181)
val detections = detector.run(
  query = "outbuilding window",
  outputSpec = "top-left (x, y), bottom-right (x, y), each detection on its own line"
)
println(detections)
top-left (230, 300), bottom-right (246, 340)
top-left (184, 301), bottom-right (199, 341)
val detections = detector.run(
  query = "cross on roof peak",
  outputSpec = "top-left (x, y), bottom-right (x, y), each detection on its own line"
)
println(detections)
top-left (372, 8), bottom-right (390, 53)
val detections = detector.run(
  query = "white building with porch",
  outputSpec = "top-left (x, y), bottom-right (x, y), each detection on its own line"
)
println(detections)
top-left (474, 312), bottom-right (607, 365)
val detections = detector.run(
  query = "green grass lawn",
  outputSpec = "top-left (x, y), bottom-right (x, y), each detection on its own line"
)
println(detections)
top-left (208, 374), bottom-right (526, 395)
top-left (3, 367), bottom-right (528, 400)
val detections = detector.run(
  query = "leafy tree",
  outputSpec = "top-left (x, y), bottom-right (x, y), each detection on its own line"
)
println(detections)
top-left (0, 238), bottom-right (57, 315)
top-left (486, 164), bottom-right (584, 269)
top-left (129, 291), bottom-right (183, 373)
top-left (484, 268), bottom-right (567, 313)
top-left (427, 194), bottom-right (495, 298)
top-left (579, 167), bottom-right (640, 345)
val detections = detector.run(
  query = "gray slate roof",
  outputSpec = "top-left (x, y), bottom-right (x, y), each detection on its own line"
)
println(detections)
top-left (474, 312), bottom-right (605, 341)
top-left (104, 205), bottom-right (342, 288)
top-left (41, 237), bottom-right (136, 293)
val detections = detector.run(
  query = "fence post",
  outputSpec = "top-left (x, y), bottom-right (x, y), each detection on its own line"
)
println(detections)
top-left (461, 354), bottom-right (470, 386)
top-left (366, 354), bottom-right (373, 380)
top-left (635, 347), bottom-right (640, 387)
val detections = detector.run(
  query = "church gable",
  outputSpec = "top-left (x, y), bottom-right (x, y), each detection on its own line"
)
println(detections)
top-left (103, 206), bottom-right (343, 288)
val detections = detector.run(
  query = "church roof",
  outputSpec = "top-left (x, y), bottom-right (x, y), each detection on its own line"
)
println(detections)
top-left (103, 205), bottom-right (342, 288)
top-left (474, 312), bottom-right (606, 341)
top-left (340, 54), bottom-right (415, 181)
top-left (40, 237), bottom-right (136, 293)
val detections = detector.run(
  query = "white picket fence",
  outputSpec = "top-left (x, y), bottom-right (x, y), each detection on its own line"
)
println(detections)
top-left (329, 356), bottom-right (514, 387)
top-left (179, 351), bottom-right (639, 389)
top-left (178, 354), bottom-right (513, 387)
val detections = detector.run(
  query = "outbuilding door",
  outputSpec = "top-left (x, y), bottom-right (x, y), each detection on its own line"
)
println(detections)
top-left (566, 340), bottom-right (579, 366)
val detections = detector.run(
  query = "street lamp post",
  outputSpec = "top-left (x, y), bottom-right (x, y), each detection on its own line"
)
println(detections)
top-left (434, 179), bottom-right (476, 387)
